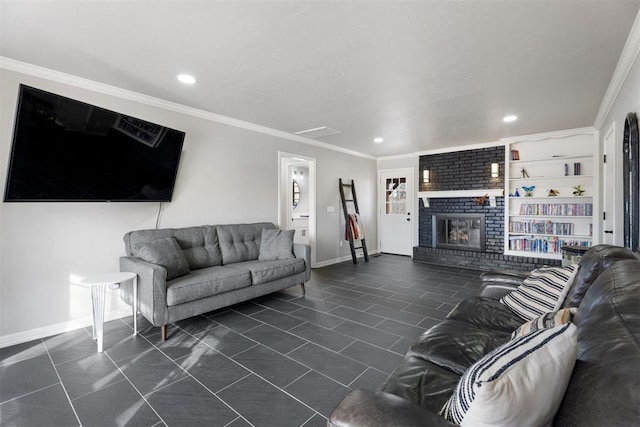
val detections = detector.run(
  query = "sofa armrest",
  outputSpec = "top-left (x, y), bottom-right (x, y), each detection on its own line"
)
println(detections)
top-left (119, 256), bottom-right (169, 327)
top-left (328, 389), bottom-right (455, 427)
top-left (478, 281), bottom-right (522, 300)
top-left (293, 243), bottom-right (311, 282)
top-left (478, 270), bottom-right (527, 300)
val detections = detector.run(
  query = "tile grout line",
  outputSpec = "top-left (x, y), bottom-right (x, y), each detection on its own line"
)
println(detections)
top-left (103, 350), bottom-right (169, 426)
top-left (131, 330), bottom-right (255, 427)
top-left (42, 338), bottom-right (83, 427)
top-left (172, 323), bottom-right (325, 421)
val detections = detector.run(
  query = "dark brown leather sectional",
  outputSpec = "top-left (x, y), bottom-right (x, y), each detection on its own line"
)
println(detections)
top-left (329, 245), bottom-right (640, 426)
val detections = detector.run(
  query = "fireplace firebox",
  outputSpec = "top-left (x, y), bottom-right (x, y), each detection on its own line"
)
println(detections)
top-left (432, 214), bottom-right (485, 252)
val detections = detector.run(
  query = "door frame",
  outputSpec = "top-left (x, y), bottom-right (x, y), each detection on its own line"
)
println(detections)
top-left (378, 167), bottom-right (416, 255)
top-left (278, 152), bottom-right (317, 267)
top-left (603, 122), bottom-right (619, 245)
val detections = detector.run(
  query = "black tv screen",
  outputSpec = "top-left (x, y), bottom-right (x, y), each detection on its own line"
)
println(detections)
top-left (4, 85), bottom-right (185, 202)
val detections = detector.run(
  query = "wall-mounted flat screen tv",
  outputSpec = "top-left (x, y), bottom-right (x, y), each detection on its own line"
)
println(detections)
top-left (4, 85), bottom-right (185, 202)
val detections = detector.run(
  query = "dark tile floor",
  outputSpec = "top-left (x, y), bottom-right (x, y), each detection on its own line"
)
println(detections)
top-left (0, 255), bottom-right (482, 427)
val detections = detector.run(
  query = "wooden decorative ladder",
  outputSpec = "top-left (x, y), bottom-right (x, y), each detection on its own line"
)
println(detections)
top-left (339, 179), bottom-right (369, 264)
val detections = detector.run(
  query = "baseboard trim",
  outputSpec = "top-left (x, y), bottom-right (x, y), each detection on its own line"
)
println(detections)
top-left (0, 307), bottom-right (132, 349)
top-left (313, 250), bottom-right (380, 268)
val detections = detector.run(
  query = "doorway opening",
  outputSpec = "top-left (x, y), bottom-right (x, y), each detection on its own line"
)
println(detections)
top-left (278, 152), bottom-right (317, 267)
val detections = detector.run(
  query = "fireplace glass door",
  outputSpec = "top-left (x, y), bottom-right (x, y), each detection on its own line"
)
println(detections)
top-left (433, 214), bottom-right (485, 252)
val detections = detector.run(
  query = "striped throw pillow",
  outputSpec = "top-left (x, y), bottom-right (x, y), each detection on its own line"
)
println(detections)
top-left (511, 307), bottom-right (577, 340)
top-left (500, 264), bottom-right (579, 321)
top-left (440, 323), bottom-right (578, 426)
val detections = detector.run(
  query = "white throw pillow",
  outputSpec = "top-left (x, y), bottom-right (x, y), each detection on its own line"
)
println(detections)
top-left (440, 322), bottom-right (578, 426)
top-left (511, 307), bottom-right (577, 340)
top-left (501, 264), bottom-right (579, 321)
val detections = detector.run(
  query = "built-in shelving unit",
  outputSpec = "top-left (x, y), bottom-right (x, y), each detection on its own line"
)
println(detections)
top-left (504, 130), bottom-right (599, 260)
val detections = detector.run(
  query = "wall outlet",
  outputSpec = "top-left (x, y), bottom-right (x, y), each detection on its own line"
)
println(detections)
top-left (339, 240), bottom-right (343, 247)
top-left (327, 205), bottom-right (335, 213)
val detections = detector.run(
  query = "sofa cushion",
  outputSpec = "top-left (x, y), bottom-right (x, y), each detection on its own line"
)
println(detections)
top-left (227, 258), bottom-right (305, 285)
top-left (379, 356), bottom-right (462, 414)
top-left (406, 320), bottom-right (511, 375)
top-left (217, 223), bottom-right (276, 265)
top-left (445, 298), bottom-right (525, 333)
top-left (134, 237), bottom-right (190, 280)
top-left (511, 307), bottom-right (576, 339)
top-left (166, 266), bottom-right (251, 306)
top-left (440, 322), bottom-right (578, 426)
top-left (125, 226), bottom-right (222, 270)
top-left (501, 264), bottom-right (578, 321)
top-left (258, 229), bottom-right (295, 261)
top-left (563, 244), bottom-right (640, 308)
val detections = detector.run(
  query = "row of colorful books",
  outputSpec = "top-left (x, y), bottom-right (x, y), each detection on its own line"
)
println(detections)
top-left (518, 203), bottom-right (593, 216)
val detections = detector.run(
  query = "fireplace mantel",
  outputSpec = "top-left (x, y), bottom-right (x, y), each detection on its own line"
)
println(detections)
top-left (418, 189), bottom-right (503, 207)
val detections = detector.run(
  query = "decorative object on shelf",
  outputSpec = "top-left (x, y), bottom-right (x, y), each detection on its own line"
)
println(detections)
top-left (474, 193), bottom-right (489, 206)
top-left (523, 185), bottom-right (535, 197)
top-left (514, 188), bottom-right (520, 197)
top-left (548, 188), bottom-right (560, 197)
top-left (423, 169), bottom-right (430, 183)
top-left (511, 150), bottom-right (520, 160)
top-left (572, 185), bottom-right (585, 196)
top-left (573, 162), bottom-right (581, 175)
top-left (521, 168), bottom-right (529, 178)
top-left (491, 163), bottom-right (499, 178)
top-left (564, 163), bottom-right (569, 176)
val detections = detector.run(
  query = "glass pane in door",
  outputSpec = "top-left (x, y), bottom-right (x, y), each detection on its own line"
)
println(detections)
top-left (385, 177), bottom-right (407, 214)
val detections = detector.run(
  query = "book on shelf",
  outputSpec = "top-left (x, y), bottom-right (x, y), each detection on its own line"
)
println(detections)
top-left (508, 237), bottom-right (591, 254)
top-left (518, 203), bottom-right (592, 216)
top-left (509, 220), bottom-right (574, 235)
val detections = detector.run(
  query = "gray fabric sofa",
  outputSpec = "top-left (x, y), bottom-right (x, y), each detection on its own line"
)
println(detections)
top-left (119, 222), bottom-right (311, 340)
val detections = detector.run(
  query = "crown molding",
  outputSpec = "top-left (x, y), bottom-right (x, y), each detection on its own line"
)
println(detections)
top-left (500, 126), bottom-right (596, 144)
top-left (414, 140), bottom-right (504, 157)
top-left (0, 57), bottom-right (376, 160)
top-left (594, 10), bottom-right (640, 130)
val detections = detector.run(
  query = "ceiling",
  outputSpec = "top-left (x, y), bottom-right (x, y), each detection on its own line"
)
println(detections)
top-left (1, 1), bottom-right (639, 157)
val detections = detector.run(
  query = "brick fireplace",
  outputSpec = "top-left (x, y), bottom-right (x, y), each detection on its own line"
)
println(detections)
top-left (413, 146), bottom-right (559, 272)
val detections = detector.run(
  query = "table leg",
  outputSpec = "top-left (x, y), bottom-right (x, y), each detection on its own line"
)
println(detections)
top-left (133, 275), bottom-right (138, 336)
top-left (90, 283), bottom-right (107, 353)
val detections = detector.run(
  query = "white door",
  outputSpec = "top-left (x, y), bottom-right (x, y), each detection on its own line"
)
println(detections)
top-left (379, 169), bottom-right (414, 255)
top-left (603, 124), bottom-right (616, 244)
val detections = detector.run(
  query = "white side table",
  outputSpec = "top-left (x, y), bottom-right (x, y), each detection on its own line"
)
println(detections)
top-left (78, 272), bottom-right (138, 352)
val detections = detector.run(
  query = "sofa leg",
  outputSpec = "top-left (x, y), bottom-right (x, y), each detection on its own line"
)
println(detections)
top-left (160, 325), bottom-right (167, 341)
top-left (300, 283), bottom-right (306, 295)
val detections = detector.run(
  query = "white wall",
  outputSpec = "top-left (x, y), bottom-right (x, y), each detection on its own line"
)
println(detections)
top-left (0, 68), bottom-right (377, 343)
top-left (598, 52), bottom-right (640, 246)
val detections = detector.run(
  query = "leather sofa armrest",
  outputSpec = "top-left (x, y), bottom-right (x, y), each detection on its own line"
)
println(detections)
top-left (478, 271), bottom-right (527, 300)
top-left (478, 282), bottom-right (521, 300)
top-left (480, 270), bottom-right (528, 285)
top-left (293, 243), bottom-right (311, 282)
top-left (120, 256), bottom-right (169, 327)
top-left (328, 389), bottom-right (455, 427)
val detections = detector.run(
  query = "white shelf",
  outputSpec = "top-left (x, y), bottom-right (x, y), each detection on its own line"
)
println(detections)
top-left (509, 233), bottom-right (593, 239)
top-left (510, 175), bottom-right (593, 182)
top-left (508, 195), bottom-right (592, 200)
top-left (509, 155), bottom-right (592, 165)
top-left (505, 250), bottom-right (563, 260)
top-left (509, 215), bottom-right (592, 219)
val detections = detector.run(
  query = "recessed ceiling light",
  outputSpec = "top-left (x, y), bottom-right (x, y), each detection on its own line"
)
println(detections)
top-left (177, 74), bottom-right (196, 84)
top-left (373, 137), bottom-right (384, 143)
top-left (503, 115), bottom-right (518, 123)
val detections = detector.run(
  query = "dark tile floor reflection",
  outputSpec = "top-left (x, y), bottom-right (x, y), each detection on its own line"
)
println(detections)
top-left (0, 255), bottom-right (481, 426)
